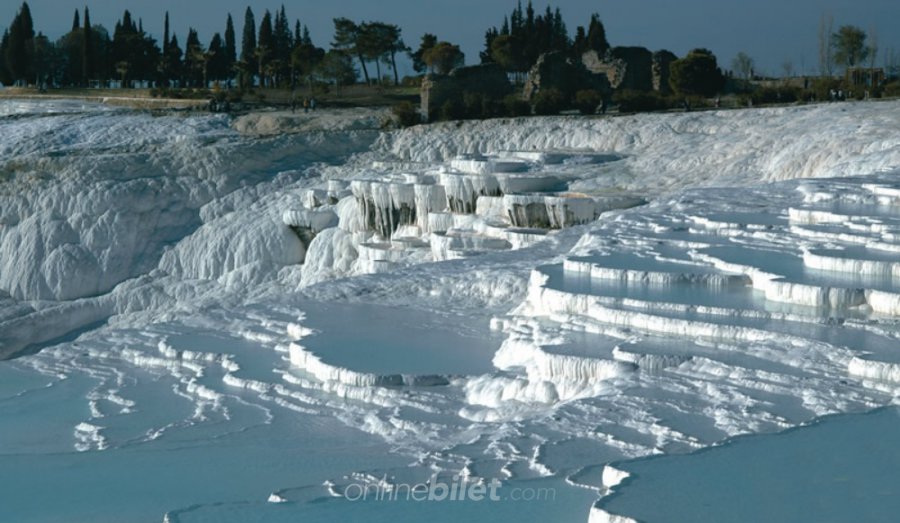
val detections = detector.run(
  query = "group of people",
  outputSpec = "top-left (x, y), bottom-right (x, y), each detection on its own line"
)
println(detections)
top-left (207, 98), bottom-right (231, 113)
top-left (827, 89), bottom-right (870, 102)
top-left (829, 89), bottom-right (848, 101)
top-left (291, 95), bottom-right (317, 113)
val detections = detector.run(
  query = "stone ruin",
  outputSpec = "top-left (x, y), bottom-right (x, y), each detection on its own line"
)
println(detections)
top-left (420, 64), bottom-right (513, 121)
top-left (522, 51), bottom-right (611, 102)
top-left (651, 50), bottom-right (678, 94)
top-left (582, 47), bottom-right (677, 94)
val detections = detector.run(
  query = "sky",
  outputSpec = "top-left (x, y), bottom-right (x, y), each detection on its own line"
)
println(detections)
top-left (4, 0), bottom-right (899, 77)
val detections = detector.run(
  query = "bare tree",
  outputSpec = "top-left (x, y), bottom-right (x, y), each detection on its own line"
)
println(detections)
top-left (818, 13), bottom-right (834, 77)
top-left (867, 26), bottom-right (878, 73)
top-left (884, 47), bottom-right (899, 79)
top-left (732, 52), bottom-right (754, 80)
top-left (781, 60), bottom-right (795, 80)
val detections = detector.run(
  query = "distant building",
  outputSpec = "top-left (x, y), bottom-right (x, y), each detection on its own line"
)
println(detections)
top-left (846, 67), bottom-right (885, 89)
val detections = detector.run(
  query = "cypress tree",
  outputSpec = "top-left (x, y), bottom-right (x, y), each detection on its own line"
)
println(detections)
top-left (257, 10), bottom-right (273, 86)
top-left (112, 10), bottom-right (138, 85)
top-left (82, 6), bottom-right (93, 85)
top-left (166, 34), bottom-right (183, 85)
top-left (224, 14), bottom-right (236, 78)
top-left (274, 6), bottom-right (291, 60)
top-left (6, 2), bottom-right (35, 84)
top-left (240, 7), bottom-right (256, 87)
top-left (207, 32), bottom-right (225, 82)
top-left (160, 12), bottom-right (170, 85)
top-left (273, 6), bottom-right (292, 86)
top-left (184, 28), bottom-right (202, 87)
top-left (72, 9), bottom-right (80, 32)
top-left (163, 12), bottom-right (170, 54)
top-left (0, 30), bottom-right (12, 85)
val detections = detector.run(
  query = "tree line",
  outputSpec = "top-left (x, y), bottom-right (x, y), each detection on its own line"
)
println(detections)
top-left (479, 2), bottom-right (608, 77)
top-left (732, 23), bottom-right (886, 81)
top-left (0, 2), bottom-right (405, 90)
top-left (0, 0), bottom-right (724, 96)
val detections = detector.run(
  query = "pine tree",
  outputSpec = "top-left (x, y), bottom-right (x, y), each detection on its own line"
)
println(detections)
top-left (412, 33), bottom-right (437, 73)
top-left (572, 26), bottom-right (587, 57)
top-left (669, 48), bottom-right (725, 96)
top-left (240, 7), bottom-right (256, 87)
top-left (316, 49), bottom-right (357, 92)
top-left (586, 14), bottom-right (609, 56)
top-left (480, 28), bottom-right (498, 64)
top-left (382, 23), bottom-right (404, 85)
top-left (523, 1), bottom-right (536, 64)
top-left (332, 18), bottom-right (368, 84)
top-left (552, 8), bottom-right (568, 53)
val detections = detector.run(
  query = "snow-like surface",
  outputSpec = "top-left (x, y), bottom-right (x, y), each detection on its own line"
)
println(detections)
top-left (232, 107), bottom-right (389, 135)
top-left (1, 99), bottom-right (900, 522)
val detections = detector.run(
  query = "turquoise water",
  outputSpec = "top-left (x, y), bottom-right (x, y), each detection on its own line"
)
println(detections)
top-left (171, 477), bottom-right (598, 523)
top-left (603, 408), bottom-right (900, 523)
top-left (301, 303), bottom-right (501, 375)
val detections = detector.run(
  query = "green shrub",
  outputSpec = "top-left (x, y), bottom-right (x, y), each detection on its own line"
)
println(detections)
top-left (391, 101), bottom-right (421, 127)
top-left (401, 75), bottom-right (423, 88)
top-left (481, 97), bottom-right (504, 118)
top-left (311, 81), bottom-right (331, 96)
top-left (613, 90), bottom-right (670, 113)
top-left (883, 81), bottom-right (900, 98)
top-left (532, 88), bottom-right (566, 115)
top-left (751, 86), bottom-right (801, 105)
top-left (503, 95), bottom-right (531, 117)
top-left (463, 91), bottom-right (485, 119)
top-left (574, 90), bottom-right (604, 115)
top-left (807, 77), bottom-right (842, 102)
top-left (440, 98), bottom-right (466, 121)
